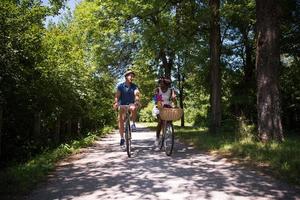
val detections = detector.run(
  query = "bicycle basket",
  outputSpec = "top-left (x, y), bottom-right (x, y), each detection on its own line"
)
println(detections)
top-left (160, 108), bottom-right (183, 121)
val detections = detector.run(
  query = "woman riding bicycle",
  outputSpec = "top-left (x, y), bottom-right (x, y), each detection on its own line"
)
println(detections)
top-left (153, 77), bottom-right (176, 143)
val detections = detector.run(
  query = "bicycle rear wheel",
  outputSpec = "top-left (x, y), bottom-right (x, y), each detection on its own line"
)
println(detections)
top-left (158, 123), bottom-right (164, 150)
top-left (159, 133), bottom-right (164, 150)
top-left (125, 120), bottom-right (131, 157)
top-left (164, 122), bottom-right (174, 156)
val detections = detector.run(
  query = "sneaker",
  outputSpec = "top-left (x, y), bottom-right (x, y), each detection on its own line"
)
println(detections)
top-left (131, 124), bottom-right (136, 132)
top-left (120, 138), bottom-right (125, 146)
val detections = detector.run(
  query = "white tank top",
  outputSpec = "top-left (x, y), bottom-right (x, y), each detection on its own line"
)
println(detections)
top-left (158, 87), bottom-right (172, 106)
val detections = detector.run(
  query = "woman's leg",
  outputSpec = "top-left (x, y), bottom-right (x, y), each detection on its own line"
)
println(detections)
top-left (156, 117), bottom-right (162, 139)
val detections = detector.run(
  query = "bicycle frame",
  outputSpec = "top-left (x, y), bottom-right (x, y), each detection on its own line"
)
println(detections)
top-left (119, 104), bottom-right (134, 157)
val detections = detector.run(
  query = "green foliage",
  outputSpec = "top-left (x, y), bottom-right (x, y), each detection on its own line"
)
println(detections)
top-left (184, 82), bottom-right (210, 126)
top-left (280, 57), bottom-right (300, 131)
top-left (131, 51), bottom-right (158, 107)
top-left (0, 0), bottom-right (299, 190)
top-left (139, 102), bottom-right (156, 122)
top-left (0, 0), bottom-right (116, 165)
top-left (235, 116), bottom-right (256, 140)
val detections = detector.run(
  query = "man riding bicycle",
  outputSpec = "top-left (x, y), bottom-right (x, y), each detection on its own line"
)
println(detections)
top-left (113, 70), bottom-right (140, 146)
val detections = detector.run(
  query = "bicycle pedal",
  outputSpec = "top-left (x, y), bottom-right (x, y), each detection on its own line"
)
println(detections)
top-left (120, 145), bottom-right (126, 151)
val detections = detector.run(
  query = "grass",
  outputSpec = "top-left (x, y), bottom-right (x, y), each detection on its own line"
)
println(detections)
top-left (141, 121), bottom-right (300, 186)
top-left (0, 126), bottom-right (113, 199)
top-left (177, 126), bottom-right (300, 186)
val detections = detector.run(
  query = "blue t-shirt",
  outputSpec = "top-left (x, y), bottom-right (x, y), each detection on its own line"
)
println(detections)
top-left (117, 82), bottom-right (138, 105)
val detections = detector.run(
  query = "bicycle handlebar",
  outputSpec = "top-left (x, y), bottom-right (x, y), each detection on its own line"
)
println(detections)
top-left (118, 104), bottom-right (137, 111)
top-left (118, 103), bottom-right (136, 108)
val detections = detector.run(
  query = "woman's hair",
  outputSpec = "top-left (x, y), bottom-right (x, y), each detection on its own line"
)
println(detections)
top-left (158, 76), bottom-right (171, 86)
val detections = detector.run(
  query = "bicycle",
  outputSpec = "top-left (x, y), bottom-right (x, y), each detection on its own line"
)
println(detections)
top-left (158, 119), bottom-right (174, 156)
top-left (119, 104), bottom-right (134, 157)
top-left (158, 107), bottom-right (183, 156)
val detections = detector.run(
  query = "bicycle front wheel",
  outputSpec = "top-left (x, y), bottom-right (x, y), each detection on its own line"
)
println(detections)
top-left (164, 122), bottom-right (174, 156)
top-left (125, 120), bottom-right (132, 157)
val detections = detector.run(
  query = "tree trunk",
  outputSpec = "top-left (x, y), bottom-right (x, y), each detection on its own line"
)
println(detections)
top-left (33, 111), bottom-right (41, 140)
top-left (67, 119), bottom-right (72, 138)
top-left (179, 75), bottom-right (185, 127)
top-left (159, 48), bottom-right (173, 78)
top-left (232, 28), bottom-right (255, 118)
top-left (0, 105), bottom-right (3, 158)
top-left (242, 29), bottom-right (254, 84)
top-left (209, 0), bottom-right (221, 134)
top-left (150, 17), bottom-right (173, 79)
top-left (179, 87), bottom-right (185, 127)
top-left (176, 63), bottom-right (185, 127)
top-left (77, 117), bottom-right (82, 137)
top-left (256, 0), bottom-right (284, 142)
top-left (54, 116), bottom-right (60, 144)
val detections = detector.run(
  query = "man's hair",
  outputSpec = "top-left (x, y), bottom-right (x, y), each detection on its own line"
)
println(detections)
top-left (124, 70), bottom-right (135, 77)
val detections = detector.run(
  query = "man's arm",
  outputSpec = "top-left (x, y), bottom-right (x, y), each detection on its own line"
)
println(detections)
top-left (113, 90), bottom-right (121, 109)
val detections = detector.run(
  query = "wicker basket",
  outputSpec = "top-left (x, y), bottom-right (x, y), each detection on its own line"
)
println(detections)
top-left (160, 107), bottom-right (183, 121)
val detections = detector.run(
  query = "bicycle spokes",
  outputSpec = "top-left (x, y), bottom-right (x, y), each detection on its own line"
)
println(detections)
top-left (164, 123), bottom-right (174, 156)
top-left (126, 120), bottom-right (132, 157)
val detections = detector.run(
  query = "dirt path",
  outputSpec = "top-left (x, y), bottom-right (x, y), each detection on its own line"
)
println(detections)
top-left (27, 125), bottom-right (300, 200)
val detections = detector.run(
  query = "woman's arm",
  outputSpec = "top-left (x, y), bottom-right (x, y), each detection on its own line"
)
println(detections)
top-left (153, 87), bottom-right (160, 105)
top-left (170, 88), bottom-right (177, 107)
top-left (134, 89), bottom-right (141, 106)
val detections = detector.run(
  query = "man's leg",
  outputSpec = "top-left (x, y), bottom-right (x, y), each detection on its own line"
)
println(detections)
top-left (129, 105), bottom-right (138, 131)
top-left (130, 105), bottom-right (138, 122)
top-left (118, 109), bottom-right (125, 145)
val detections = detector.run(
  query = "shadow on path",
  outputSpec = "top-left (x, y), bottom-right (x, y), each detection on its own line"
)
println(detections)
top-left (27, 125), bottom-right (300, 200)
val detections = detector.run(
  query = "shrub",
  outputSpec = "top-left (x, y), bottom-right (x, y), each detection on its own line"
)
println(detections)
top-left (139, 102), bottom-right (156, 122)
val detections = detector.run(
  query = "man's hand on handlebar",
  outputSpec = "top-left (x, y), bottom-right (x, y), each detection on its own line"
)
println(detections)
top-left (113, 102), bottom-right (119, 110)
top-left (134, 100), bottom-right (141, 108)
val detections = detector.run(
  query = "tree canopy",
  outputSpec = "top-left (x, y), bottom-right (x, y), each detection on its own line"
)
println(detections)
top-left (0, 0), bottom-right (299, 165)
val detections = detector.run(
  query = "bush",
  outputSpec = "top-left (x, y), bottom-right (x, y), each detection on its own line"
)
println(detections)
top-left (139, 102), bottom-right (156, 122)
top-left (193, 113), bottom-right (208, 127)
top-left (235, 116), bottom-right (256, 140)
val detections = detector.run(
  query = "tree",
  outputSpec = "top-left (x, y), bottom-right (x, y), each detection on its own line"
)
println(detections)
top-left (209, 0), bottom-right (221, 134)
top-left (222, 0), bottom-right (256, 120)
top-left (0, 0), bottom-right (116, 163)
top-left (256, 0), bottom-right (284, 142)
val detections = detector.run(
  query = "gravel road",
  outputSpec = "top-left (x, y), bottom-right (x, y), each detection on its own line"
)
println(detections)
top-left (27, 125), bottom-right (300, 200)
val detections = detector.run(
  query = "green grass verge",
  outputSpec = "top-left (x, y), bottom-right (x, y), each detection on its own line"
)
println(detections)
top-left (141, 122), bottom-right (300, 186)
top-left (176, 126), bottom-right (300, 186)
top-left (0, 127), bottom-right (113, 198)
